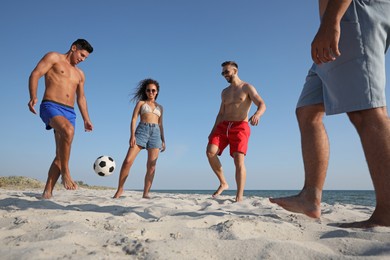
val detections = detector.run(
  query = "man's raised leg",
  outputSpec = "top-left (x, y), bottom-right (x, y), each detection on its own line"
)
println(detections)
top-left (49, 116), bottom-right (77, 190)
top-left (206, 144), bottom-right (229, 197)
top-left (269, 104), bottom-right (328, 218)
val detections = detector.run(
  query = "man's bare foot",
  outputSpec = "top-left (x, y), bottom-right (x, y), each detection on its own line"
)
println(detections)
top-left (212, 183), bottom-right (229, 198)
top-left (113, 189), bottom-right (124, 199)
top-left (61, 174), bottom-right (77, 190)
top-left (269, 194), bottom-right (321, 219)
top-left (41, 190), bottom-right (53, 199)
top-left (338, 211), bottom-right (390, 228)
top-left (143, 194), bottom-right (151, 199)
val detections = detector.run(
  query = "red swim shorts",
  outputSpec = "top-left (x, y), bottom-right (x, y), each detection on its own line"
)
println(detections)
top-left (208, 121), bottom-right (251, 157)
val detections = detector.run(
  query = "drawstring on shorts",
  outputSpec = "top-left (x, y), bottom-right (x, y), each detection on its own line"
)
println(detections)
top-left (226, 122), bottom-right (234, 137)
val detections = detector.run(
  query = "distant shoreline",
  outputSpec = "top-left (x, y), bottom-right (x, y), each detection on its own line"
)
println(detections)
top-left (0, 176), bottom-right (375, 207)
top-left (1, 175), bottom-right (374, 191)
top-left (0, 176), bottom-right (114, 190)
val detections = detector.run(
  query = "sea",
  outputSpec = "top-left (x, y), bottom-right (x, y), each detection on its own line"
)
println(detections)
top-left (151, 190), bottom-right (376, 207)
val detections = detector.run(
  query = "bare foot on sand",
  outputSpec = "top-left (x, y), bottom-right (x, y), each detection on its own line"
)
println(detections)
top-left (41, 190), bottom-right (53, 199)
top-left (61, 174), bottom-right (77, 190)
top-left (269, 194), bottom-right (321, 219)
top-left (212, 183), bottom-right (229, 198)
top-left (235, 194), bottom-right (243, 203)
top-left (143, 194), bottom-right (151, 199)
top-left (338, 210), bottom-right (390, 228)
top-left (113, 189), bottom-right (124, 199)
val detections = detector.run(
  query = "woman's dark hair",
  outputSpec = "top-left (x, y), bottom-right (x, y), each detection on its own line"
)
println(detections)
top-left (131, 78), bottom-right (160, 102)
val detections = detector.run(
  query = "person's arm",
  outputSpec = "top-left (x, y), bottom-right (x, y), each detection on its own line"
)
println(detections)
top-left (129, 101), bottom-right (142, 147)
top-left (311, 0), bottom-right (352, 64)
top-left (76, 69), bottom-right (93, 132)
top-left (158, 105), bottom-right (166, 152)
top-left (28, 52), bottom-right (58, 114)
top-left (246, 84), bottom-right (266, 126)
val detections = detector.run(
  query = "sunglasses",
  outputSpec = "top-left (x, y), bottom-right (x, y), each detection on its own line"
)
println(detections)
top-left (146, 89), bottom-right (157, 93)
top-left (221, 70), bottom-right (231, 76)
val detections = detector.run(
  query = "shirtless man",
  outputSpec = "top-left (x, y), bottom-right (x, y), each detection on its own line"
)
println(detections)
top-left (28, 39), bottom-right (94, 199)
top-left (207, 61), bottom-right (266, 202)
top-left (270, 0), bottom-right (390, 227)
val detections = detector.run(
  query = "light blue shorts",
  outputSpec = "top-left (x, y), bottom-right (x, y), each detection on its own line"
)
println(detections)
top-left (297, 0), bottom-right (390, 115)
top-left (40, 100), bottom-right (76, 130)
top-left (135, 122), bottom-right (162, 149)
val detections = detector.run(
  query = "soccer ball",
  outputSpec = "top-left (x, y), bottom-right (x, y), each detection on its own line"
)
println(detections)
top-left (93, 156), bottom-right (116, 176)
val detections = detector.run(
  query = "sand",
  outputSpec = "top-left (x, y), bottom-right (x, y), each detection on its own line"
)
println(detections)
top-left (0, 177), bottom-right (389, 260)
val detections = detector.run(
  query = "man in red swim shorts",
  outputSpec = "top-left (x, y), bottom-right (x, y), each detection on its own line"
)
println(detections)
top-left (209, 121), bottom-right (250, 157)
top-left (207, 61), bottom-right (266, 202)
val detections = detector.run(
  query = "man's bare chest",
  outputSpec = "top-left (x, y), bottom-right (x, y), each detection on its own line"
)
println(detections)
top-left (49, 63), bottom-right (81, 85)
top-left (223, 89), bottom-right (248, 105)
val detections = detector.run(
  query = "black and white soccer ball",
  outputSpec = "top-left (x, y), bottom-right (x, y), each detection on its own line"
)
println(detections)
top-left (93, 156), bottom-right (116, 176)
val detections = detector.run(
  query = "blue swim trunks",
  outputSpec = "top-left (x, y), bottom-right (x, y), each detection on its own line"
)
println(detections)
top-left (297, 0), bottom-right (390, 115)
top-left (40, 100), bottom-right (76, 130)
top-left (135, 122), bottom-right (162, 149)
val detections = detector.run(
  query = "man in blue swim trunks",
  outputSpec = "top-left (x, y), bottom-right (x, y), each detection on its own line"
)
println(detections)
top-left (270, 0), bottom-right (390, 227)
top-left (28, 39), bottom-right (94, 199)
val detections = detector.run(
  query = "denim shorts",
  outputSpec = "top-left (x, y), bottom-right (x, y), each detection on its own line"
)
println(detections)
top-left (40, 100), bottom-right (76, 130)
top-left (297, 0), bottom-right (390, 115)
top-left (135, 122), bottom-right (162, 149)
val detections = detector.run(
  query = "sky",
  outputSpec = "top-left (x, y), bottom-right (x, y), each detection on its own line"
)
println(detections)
top-left (1, 0), bottom-right (389, 191)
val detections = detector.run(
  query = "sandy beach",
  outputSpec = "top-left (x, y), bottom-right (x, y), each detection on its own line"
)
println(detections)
top-left (0, 177), bottom-right (389, 259)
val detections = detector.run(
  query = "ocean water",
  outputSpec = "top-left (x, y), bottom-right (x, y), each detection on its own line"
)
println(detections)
top-left (152, 190), bottom-right (376, 207)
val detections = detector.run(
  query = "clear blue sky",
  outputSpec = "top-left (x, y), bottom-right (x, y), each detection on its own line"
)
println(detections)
top-left (1, 0), bottom-right (388, 190)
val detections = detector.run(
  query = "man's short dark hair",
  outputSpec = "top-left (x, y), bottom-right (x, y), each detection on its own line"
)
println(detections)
top-left (221, 61), bottom-right (238, 69)
top-left (72, 39), bottom-right (93, 53)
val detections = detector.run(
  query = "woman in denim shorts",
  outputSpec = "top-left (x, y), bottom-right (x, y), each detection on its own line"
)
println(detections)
top-left (113, 78), bottom-right (166, 199)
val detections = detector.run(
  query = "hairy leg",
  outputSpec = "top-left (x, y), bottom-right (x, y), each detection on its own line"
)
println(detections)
top-left (342, 108), bottom-right (390, 227)
top-left (113, 145), bottom-right (142, 198)
top-left (206, 144), bottom-right (229, 197)
top-left (233, 152), bottom-right (246, 202)
top-left (143, 148), bottom-right (159, 199)
top-left (269, 104), bottom-right (328, 218)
